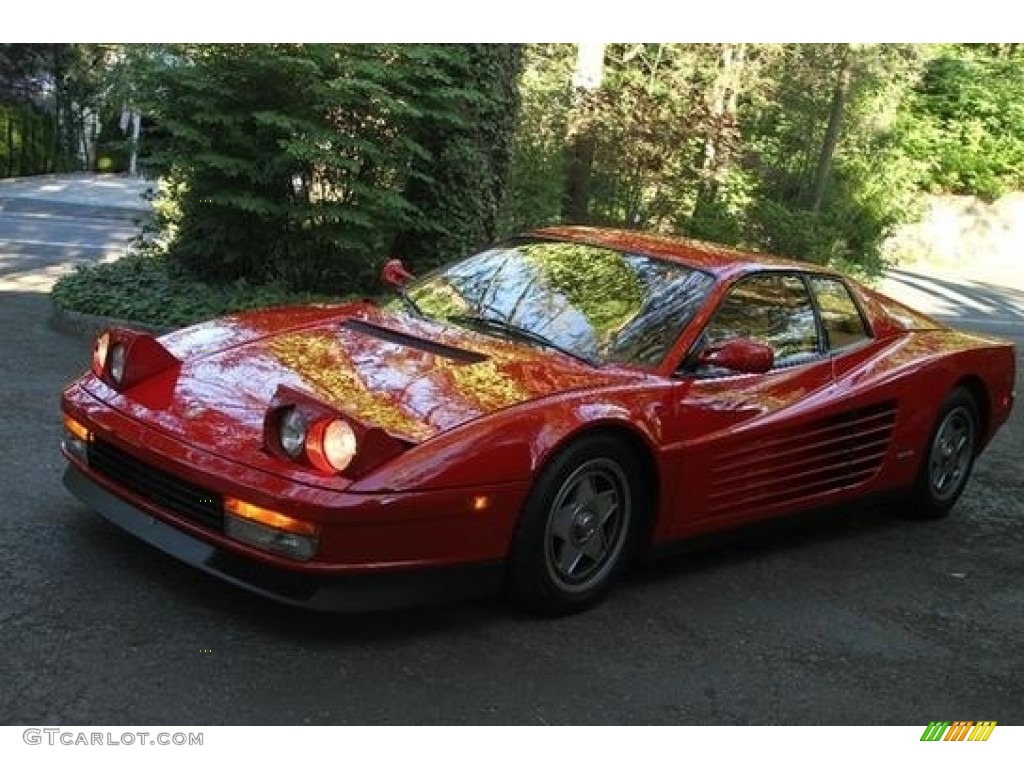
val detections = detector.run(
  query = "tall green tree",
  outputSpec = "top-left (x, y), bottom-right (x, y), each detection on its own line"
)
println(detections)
top-left (391, 44), bottom-right (522, 271)
top-left (497, 44), bottom-right (574, 234)
top-left (138, 44), bottom-right (522, 290)
top-left (0, 43), bottom-right (116, 176)
top-left (503, 43), bottom-right (935, 273)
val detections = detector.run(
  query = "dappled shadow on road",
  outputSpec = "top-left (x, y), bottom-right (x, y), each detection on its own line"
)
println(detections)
top-left (69, 510), bottom-right (507, 641)
top-left (0, 257), bottom-right (100, 292)
top-left (122, 496), bottom-right (911, 645)
top-left (0, 243), bottom-right (126, 289)
top-left (633, 498), bottom-right (902, 589)
top-left (0, 207), bottom-right (139, 288)
top-left (0, 197), bottom-right (151, 223)
top-left (884, 268), bottom-right (1024, 323)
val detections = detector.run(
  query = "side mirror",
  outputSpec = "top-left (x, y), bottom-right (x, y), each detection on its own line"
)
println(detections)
top-left (698, 338), bottom-right (774, 374)
top-left (381, 258), bottom-right (414, 289)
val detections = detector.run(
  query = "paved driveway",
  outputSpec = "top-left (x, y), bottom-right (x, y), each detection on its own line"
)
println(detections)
top-left (0, 174), bottom-right (151, 294)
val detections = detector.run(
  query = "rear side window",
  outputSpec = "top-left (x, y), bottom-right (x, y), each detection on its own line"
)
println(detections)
top-left (809, 277), bottom-right (870, 352)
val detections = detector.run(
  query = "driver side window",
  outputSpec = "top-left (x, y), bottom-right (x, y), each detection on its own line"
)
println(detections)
top-left (702, 273), bottom-right (821, 371)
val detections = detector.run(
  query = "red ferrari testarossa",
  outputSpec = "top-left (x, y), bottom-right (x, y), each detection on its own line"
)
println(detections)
top-left (60, 227), bottom-right (1016, 613)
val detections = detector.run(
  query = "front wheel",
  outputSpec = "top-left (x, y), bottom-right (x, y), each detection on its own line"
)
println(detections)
top-left (904, 388), bottom-right (979, 520)
top-left (508, 435), bottom-right (644, 614)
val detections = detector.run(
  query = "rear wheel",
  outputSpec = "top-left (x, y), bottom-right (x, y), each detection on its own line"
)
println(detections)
top-left (904, 388), bottom-right (979, 520)
top-left (508, 435), bottom-right (644, 614)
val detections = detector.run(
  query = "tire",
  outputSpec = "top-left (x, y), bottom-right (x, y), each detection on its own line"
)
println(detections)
top-left (903, 387), bottom-right (979, 520)
top-left (507, 434), bottom-right (645, 615)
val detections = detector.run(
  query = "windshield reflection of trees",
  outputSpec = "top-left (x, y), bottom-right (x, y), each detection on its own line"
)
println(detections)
top-left (407, 240), bottom-right (714, 366)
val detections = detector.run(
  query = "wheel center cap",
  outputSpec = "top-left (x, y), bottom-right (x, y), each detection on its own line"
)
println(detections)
top-left (572, 509), bottom-right (598, 544)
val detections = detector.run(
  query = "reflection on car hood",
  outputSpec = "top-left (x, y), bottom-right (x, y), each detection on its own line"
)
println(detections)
top-left (85, 303), bottom-right (641, 472)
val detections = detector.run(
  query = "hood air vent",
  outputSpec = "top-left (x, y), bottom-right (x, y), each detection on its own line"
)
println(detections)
top-left (342, 319), bottom-right (487, 364)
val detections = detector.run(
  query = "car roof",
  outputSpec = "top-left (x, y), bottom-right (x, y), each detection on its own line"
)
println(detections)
top-left (529, 225), bottom-right (835, 280)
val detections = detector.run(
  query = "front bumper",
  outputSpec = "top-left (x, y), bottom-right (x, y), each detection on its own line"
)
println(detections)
top-left (64, 465), bottom-right (503, 612)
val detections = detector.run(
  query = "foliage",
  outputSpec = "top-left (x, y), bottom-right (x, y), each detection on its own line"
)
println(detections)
top-left (134, 44), bottom-right (522, 293)
top-left (393, 44), bottom-right (522, 271)
top-left (1, 44), bottom-right (61, 177)
top-left (31, 42), bottom-right (1024, 322)
top-left (586, 44), bottom-right (719, 230)
top-left (903, 45), bottom-right (1024, 199)
top-left (0, 43), bottom-right (133, 176)
top-left (501, 43), bottom-right (943, 275)
top-left (0, 103), bottom-right (54, 177)
top-left (52, 253), bottom-right (342, 328)
top-left (496, 45), bottom-right (573, 234)
top-left (735, 45), bottom-right (927, 270)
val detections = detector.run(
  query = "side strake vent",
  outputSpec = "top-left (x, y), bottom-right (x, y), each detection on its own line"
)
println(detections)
top-left (709, 400), bottom-right (897, 516)
top-left (343, 319), bottom-right (487, 363)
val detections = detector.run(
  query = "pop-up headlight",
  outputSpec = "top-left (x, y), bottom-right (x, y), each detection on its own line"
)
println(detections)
top-left (90, 328), bottom-right (180, 391)
top-left (264, 386), bottom-right (407, 478)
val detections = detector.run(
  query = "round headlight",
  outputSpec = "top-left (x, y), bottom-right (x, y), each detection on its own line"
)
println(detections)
top-left (322, 419), bottom-right (357, 472)
top-left (109, 343), bottom-right (127, 385)
top-left (279, 408), bottom-right (307, 458)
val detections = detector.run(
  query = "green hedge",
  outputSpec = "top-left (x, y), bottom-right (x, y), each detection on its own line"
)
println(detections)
top-left (51, 253), bottom-right (347, 328)
top-left (0, 104), bottom-right (54, 178)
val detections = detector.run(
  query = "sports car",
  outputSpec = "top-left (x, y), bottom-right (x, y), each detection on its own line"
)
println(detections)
top-left (60, 227), bottom-right (1016, 614)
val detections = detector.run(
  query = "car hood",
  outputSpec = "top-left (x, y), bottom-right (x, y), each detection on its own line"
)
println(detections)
top-left (84, 302), bottom-right (640, 477)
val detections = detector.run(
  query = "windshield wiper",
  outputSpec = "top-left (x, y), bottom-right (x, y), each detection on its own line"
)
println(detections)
top-left (447, 313), bottom-right (595, 367)
top-left (395, 287), bottom-right (423, 317)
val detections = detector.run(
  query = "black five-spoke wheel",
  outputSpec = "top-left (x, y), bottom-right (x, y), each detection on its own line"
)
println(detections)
top-left (509, 434), bottom-right (645, 614)
top-left (906, 387), bottom-right (980, 519)
top-left (544, 457), bottom-right (630, 594)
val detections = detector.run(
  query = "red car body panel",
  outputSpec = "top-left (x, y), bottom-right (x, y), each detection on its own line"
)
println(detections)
top-left (59, 227), bottom-right (1016, 608)
top-left (77, 302), bottom-right (642, 490)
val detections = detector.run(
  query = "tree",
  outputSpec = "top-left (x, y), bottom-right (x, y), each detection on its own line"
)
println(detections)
top-left (0, 43), bottom-right (117, 177)
top-left (497, 44), bottom-right (575, 234)
top-left (391, 44), bottom-right (523, 272)
top-left (562, 43), bottom-right (605, 223)
top-left (905, 44), bottom-right (1024, 198)
top-left (136, 44), bottom-right (522, 291)
top-left (810, 44), bottom-right (853, 213)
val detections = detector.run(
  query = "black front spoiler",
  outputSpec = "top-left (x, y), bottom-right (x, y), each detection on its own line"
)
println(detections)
top-left (63, 465), bottom-right (503, 612)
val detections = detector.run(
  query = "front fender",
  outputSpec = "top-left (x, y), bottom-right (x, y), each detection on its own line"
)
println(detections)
top-left (349, 384), bottom-right (671, 494)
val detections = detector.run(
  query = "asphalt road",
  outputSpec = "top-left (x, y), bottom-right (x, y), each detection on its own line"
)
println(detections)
top-left (0, 199), bottom-right (143, 292)
top-left (1, 207), bottom-right (1022, 724)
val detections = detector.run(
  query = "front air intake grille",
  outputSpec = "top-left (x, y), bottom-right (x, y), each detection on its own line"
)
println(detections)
top-left (87, 439), bottom-right (223, 530)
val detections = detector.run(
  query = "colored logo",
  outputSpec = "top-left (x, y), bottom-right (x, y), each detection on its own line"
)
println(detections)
top-left (920, 721), bottom-right (996, 742)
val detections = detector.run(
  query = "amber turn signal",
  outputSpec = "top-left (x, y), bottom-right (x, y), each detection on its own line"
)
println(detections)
top-left (224, 497), bottom-right (319, 537)
top-left (62, 414), bottom-right (90, 443)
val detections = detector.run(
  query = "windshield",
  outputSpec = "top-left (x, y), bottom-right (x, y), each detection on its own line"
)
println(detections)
top-left (393, 238), bottom-right (715, 367)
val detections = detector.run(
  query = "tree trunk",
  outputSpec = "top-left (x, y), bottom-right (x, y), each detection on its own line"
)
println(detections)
top-left (563, 130), bottom-right (595, 223)
top-left (810, 46), bottom-right (853, 213)
top-left (6, 117), bottom-right (14, 177)
top-left (697, 43), bottom-right (746, 207)
top-left (562, 43), bottom-right (605, 223)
